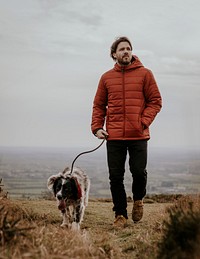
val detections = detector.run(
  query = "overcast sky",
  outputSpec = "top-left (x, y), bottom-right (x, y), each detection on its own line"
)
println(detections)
top-left (0, 0), bottom-right (200, 150)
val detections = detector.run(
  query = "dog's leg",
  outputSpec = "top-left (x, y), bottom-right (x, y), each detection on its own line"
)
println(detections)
top-left (71, 203), bottom-right (82, 231)
top-left (71, 221), bottom-right (80, 231)
top-left (84, 180), bottom-right (90, 207)
top-left (60, 207), bottom-right (70, 228)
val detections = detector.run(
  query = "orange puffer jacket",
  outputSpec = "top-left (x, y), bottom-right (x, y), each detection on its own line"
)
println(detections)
top-left (91, 55), bottom-right (162, 140)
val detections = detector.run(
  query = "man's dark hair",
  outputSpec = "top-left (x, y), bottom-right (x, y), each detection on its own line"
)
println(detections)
top-left (110, 36), bottom-right (132, 61)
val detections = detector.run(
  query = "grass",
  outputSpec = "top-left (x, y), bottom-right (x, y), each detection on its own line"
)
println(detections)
top-left (0, 197), bottom-right (170, 259)
top-left (157, 195), bottom-right (200, 259)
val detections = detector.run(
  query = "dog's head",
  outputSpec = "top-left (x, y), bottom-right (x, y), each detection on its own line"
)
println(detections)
top-left (47, 172), bottom-right (81, 211)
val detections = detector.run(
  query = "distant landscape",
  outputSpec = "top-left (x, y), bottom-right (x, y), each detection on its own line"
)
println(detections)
top-left (0, 146), bottom-right (200, 198)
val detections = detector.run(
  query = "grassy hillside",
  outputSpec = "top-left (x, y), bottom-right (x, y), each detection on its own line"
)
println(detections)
top-left (1, 194), bottom-right (200, 259)
top-left (0, 197), bottom-right (169, 259)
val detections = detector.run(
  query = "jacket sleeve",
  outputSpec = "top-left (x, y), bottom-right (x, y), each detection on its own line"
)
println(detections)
top-left (141, 70), bottom-right (162, 128)
top-left (91, 76), bottom-right (108, 134)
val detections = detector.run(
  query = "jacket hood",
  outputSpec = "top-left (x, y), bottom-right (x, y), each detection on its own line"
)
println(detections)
top-left (114, 55), bottom-right (144, 72)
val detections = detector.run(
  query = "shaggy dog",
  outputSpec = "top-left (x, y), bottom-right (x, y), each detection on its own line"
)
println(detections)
top-left (47, 167), bottom-right (90, 230)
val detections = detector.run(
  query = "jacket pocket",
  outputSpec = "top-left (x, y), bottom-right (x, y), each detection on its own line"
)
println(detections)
top-left (126, 115), bottom-right (143, 134)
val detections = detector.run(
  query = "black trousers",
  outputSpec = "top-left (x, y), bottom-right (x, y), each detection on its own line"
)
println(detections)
top-left (106, 140), bottom-right (148, 219)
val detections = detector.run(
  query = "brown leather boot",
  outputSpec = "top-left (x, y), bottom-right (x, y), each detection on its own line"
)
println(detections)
top-left (113, 215), bottom-right (127, 228)
top-left (132, 200), bottom-right (143, 222)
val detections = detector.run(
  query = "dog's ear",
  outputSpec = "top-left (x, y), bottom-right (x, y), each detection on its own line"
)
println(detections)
top-left (47, 173), bottom-right (62, 191)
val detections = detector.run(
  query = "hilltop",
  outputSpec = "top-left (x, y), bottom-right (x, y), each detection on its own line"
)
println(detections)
top-left (2, 193), bottom-right (200, 259)
top-left (0, 197), bottom-right (170, 259)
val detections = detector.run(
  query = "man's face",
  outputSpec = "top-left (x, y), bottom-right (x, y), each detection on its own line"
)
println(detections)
top-left (113, 41), bottom-right (132, 66)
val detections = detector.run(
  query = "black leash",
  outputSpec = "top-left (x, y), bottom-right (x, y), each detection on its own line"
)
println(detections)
top-left (69, 138), bottom-right (106, 175)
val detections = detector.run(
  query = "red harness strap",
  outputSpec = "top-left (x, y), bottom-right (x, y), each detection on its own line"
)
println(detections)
top-left (72, 177), bottom-right (82, 199)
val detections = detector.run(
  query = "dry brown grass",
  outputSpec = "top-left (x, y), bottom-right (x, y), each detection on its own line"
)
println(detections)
top-left (1, 178), bottom-right (200, 258)
top-left (157, 195), bottom-right (200, 259)
top-left (0, 197), bottom-right (171, 259)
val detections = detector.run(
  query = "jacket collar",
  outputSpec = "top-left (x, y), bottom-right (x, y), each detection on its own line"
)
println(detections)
top-left (114, 55), bottom-right (143, 72)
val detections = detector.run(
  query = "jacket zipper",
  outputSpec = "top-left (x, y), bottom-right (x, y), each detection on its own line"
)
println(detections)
top-left (122, 68), bottom-right (125, 138)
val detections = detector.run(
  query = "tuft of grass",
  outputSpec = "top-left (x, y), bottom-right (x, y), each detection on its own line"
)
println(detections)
top-left (157, 195), bottom-right (200, 259)
top-left (0, 178), bottom-right (8, 199)
top-left (0, 205), bottom-right (34, 246)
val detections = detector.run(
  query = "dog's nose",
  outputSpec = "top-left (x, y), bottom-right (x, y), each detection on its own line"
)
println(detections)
top-left (57, 194), bottom-right (62, 200)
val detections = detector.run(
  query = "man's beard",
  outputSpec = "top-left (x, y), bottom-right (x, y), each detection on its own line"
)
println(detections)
top-left (119, 60), bottom-right (130, 65)
top-left (118, 56), bottom-right (131, 66)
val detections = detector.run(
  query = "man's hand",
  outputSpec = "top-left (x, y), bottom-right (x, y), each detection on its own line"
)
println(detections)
top-left (95, 129), bottom-right (109, 139)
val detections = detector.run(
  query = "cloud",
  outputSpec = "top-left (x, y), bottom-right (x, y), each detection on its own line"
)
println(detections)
top-left (158, 56), bottom-right (200, 76)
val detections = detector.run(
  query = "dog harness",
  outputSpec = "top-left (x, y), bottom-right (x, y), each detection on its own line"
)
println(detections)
top-left (73, 177), bottom-right (82, 199)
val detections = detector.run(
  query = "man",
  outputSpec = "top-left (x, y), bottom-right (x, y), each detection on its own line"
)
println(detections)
top-left (91, 36), bottom-right (162, 228)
